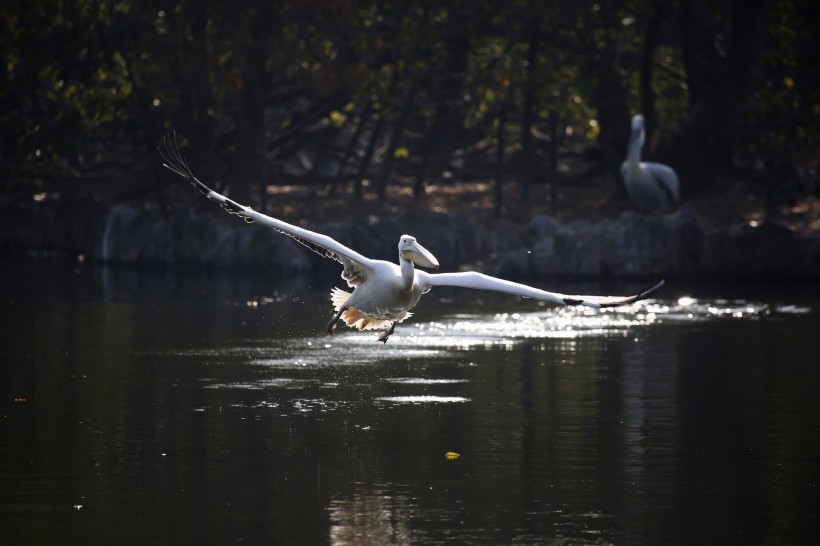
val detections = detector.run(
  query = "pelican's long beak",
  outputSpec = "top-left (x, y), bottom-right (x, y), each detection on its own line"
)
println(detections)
top-left (406, 240), bottom-right (439, 269)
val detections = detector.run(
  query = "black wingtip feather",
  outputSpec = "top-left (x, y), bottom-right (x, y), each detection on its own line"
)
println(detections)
top-left (159, 133), bottom-right (356, 262)
top-left (158, 131), bottom-right (257, 225)
top-left (158, 132), bottom-right (213, 198)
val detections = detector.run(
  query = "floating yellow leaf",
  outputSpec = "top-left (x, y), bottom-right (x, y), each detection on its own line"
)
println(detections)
top-left (445, 451), bottom-right (460, 460)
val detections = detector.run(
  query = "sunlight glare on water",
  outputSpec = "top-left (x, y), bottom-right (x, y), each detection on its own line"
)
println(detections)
top-left (171, 296), bottom-right (801, 410)
top-left (375, 395), bottom-right (470, 404)
top-left (310, 296), bottom-right (786, 349)
top-left (174, 296), bottom-right (794, 368)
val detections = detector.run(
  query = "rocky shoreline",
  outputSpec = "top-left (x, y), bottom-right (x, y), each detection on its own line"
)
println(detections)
top-left (2, 199), bottom-right (818, 280)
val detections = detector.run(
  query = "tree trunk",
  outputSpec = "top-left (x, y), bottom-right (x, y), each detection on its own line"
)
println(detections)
top-left (226, 5), bottom-right (271, 205)
top-left (375, 89), bottom-right (413, 199)
top-left (593, 59), bottom-right (631, 192)
top-left (352, 114), bottom-right (385, 202)
top-left (413, 107), bottom-right (441, 199)
top-left (520, 25), bottom-right (540, 216)
top-left (328, 98), bottom-right (373, 196)
top-left (494, 107), bottom-right (507, 217)
top-left (665, 0), bottom-right (773, 193)
top-left (547, 110), bottom-right (559, 212)
top-left (588, 1), bottom-right (631, 195)
top-left (639, 3), bottom-right (663, 146)
top-left (412, 25), bottom-right (470, 199)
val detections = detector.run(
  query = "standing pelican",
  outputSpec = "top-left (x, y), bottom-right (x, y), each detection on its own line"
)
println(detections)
top-left (160, 136), bottom-right (664, 343)
top-left (621, 114), bottom-right (679, 212)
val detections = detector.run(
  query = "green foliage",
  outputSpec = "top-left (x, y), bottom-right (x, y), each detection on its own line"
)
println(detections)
top-left (745, 0), bottom-right (820, 163)
top-left (1, 0), bottom-right (816, 201)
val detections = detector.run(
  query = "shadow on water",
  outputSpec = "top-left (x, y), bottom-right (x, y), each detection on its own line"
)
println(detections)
top-left (2, 257), bottom-right (820, 545)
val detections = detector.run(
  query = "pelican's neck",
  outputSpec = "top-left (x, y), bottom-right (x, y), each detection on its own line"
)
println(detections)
top-left (399, 258), bottom-right (415, 290)
top-left (626, 133), bottom-right (643, 166)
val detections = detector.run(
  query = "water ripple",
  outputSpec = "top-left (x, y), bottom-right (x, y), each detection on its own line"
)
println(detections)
top-left (384, 378), bottom-right (468, 385)
top-left (375, 395), bottom-right (470, 404)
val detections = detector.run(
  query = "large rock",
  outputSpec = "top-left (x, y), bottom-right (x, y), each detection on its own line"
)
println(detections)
top-left (495, 208), bottom-right (817, 279)
top-left (508, 209), bottom-right (702, 277)
top-left (1, 198), bottom-right (818, 279)
top-left (701, 220), bottom-right (820, 278)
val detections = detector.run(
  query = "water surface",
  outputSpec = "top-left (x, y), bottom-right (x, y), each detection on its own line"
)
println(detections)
top-left (2, 259), bottom-right (819, 544)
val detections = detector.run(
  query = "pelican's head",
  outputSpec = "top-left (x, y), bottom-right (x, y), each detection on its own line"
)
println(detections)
top-left (630, 114), bottom-right (645, 144)
top-left (398, 235), bottom-right (439, 269)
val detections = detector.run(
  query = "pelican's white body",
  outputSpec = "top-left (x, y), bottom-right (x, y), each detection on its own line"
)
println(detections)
top-left (621, 115), bottom-right (679, 212)
top-left (331, 258), bottom-right (427, 329)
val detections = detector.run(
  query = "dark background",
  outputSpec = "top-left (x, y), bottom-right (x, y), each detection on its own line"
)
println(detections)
top-left (3, 0), bottom-right (817, 219)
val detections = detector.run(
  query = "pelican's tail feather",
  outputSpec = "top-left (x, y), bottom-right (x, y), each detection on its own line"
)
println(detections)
top-left (329, 287), bottom-right (412, 332)
top-left (330, 287), bottom-right (350, 311)
top-left (337, 309), bottom-right (412, 331)
top-left (339, 308), bottom-right (386, 331)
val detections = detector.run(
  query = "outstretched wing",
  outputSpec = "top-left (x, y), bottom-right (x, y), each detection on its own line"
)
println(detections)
top-left (159, 134), bottom-right (375, 280)
top-left (419, 271), bottom-right (664, 309)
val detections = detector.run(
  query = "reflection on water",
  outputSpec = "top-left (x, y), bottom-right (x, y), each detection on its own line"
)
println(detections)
top-left (329, 488), bottom-right (414, 546)
top-left (2, 259), bottom-right (820, 545)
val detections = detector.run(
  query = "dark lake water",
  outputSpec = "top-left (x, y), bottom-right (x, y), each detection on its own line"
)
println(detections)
top-left (2, 258), bottom-right (819, 545)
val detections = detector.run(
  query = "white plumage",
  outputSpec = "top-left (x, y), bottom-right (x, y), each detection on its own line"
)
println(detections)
top-left (161, 135), bottom-right (664, 343)
top-left (621, 114), bottom-right (680, 212)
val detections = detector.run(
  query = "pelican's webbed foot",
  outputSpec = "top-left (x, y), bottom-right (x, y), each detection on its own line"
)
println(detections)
top-left (377, 322), bottom-right (396, 344)
top-left (327, 306), bottom-right (348, 336)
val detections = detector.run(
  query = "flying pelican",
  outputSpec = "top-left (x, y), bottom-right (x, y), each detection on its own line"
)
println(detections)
top-left (160, 136), bottom-right (664, 343)
top-left (621, 114), bottom-right (680, 212)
